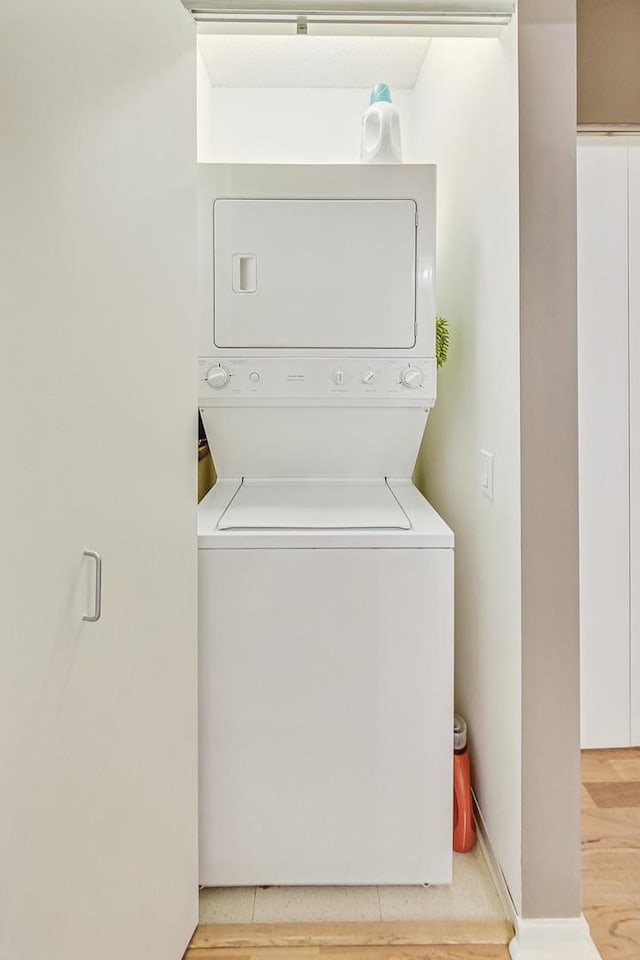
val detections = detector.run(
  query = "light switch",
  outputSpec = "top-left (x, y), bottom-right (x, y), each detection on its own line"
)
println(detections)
top-left (480, 450), bottom-right (494, 501)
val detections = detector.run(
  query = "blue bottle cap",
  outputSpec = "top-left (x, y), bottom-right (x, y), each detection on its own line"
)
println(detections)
top-left (369, 83), bottom-right (392, 105)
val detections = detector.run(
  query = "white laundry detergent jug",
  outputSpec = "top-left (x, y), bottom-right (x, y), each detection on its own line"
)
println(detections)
top-left (360, 83), bottom-right (403, 164)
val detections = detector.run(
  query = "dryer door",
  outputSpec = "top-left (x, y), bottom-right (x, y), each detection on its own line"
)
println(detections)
top-left (213, 198), bottom-right (417, 349)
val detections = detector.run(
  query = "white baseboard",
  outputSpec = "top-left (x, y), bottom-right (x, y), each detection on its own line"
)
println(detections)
top-left (472, 790), bottom-right (518, 926)
top-left (509, 916), bottom-right (602, 959)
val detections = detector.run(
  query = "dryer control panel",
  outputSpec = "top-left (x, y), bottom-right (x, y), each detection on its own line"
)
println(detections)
top-left (198, 357), bottom-right (436, 405)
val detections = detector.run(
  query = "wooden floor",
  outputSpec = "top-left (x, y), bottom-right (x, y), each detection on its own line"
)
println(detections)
top-left (185, 747), bottom-right (640, 960)
top-left (184, 921), bottom-right (512, 959)
top-left (581, 747), bottom-right (640, 960)
top-left (184, 945), bottom-right (509, 959)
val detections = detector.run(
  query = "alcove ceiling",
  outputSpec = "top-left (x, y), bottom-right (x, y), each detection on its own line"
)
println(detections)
top-left (197, 35), bottom-right (431, 88)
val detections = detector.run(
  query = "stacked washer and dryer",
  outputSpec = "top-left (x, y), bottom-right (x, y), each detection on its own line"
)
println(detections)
top-left (197, 164), bottom-right (454, 887)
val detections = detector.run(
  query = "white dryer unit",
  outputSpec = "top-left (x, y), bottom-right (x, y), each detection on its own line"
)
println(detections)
top-left (197, 165), bottom-right (454, 886)
top-left (198, 163), bottom-right (436, 362)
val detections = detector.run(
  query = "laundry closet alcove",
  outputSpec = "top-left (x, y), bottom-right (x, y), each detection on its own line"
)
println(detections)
top-left (192, 14), bottom-right (520, 948)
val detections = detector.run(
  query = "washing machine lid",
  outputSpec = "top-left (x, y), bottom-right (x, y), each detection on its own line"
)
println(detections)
top-left (217, 479), bottom-right (411, 530)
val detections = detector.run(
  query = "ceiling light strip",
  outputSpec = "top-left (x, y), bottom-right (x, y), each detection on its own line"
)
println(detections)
top-left (191, 13), bottom-right (512, 25)
top-left (185, 2), bottom-right (515, 25)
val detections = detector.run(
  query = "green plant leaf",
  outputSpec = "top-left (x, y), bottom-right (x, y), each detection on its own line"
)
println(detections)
top-left (435, 316), bottom-right (450, 368)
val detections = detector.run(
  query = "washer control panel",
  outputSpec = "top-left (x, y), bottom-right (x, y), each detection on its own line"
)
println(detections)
top-left (199, 358), bottom-right (436, 404)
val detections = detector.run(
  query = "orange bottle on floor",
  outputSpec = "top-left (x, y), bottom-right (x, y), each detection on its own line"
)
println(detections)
top-left (453, 714), bottom-right (476, 853)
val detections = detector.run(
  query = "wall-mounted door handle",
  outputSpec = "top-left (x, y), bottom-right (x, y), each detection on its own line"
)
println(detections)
top-left (83, 550), bottom-right (102, 623)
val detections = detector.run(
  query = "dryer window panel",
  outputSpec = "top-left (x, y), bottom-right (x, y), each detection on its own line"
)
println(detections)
top-left (213, 198), bottom-right (417, 349)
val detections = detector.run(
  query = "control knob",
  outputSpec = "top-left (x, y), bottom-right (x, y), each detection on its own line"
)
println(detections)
top-left (400, 366), bottom-right (424, 389)
top-left (205, 365), bottom-right (230, 389)
top-left (362, 369), bottom-right (377, 385)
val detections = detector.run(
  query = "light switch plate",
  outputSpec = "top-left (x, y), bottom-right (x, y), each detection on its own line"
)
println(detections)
top-left (481, 450), bottom-right (494, 500)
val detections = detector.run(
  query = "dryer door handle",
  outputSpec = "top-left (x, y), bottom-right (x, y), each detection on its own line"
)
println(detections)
top-left (232, 254), bottom-right (257, 293)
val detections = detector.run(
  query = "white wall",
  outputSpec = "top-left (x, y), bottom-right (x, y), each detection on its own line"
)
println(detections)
top-left (631, 143), bottom-right (640, 746)
top-left (518, 2), bottom-right (580, 917)
top-left (197, 47), bottom-right (413, 163)
top-left (411, 26), bottom-right (523, 909)
top-left (197, 44), bottom-right (219, 160)
top-left (578, 137), bottom-right (640, 750)
top-left (577, 139), bottom-right (631, 748)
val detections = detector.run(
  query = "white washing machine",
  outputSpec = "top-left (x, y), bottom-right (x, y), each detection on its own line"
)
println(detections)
top-left (197, 165), bottom-right (454, 886)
